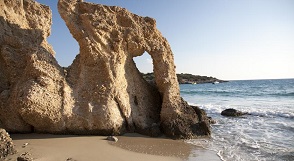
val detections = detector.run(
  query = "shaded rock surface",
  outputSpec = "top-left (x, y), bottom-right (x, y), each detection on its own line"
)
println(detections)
top-left (221, 108), bottom-right (248, 117)
top-left (0, 0), bottom-right (64, 133)
top-left (0, 0), bottom-right (211, 139)
top-left (0, 128), bottom-right (16, 159)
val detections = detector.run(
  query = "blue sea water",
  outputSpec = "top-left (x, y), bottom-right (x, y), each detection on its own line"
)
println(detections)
top-left (180, 79), bottom-right (294, 161)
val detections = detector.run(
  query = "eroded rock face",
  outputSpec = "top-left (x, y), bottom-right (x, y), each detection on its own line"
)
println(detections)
top-left (58, 0), bottom-right (210, 139)
top-left (0, 0), bottom-right (67, 133)
top-left (0, 0), bottom-right (210, 139)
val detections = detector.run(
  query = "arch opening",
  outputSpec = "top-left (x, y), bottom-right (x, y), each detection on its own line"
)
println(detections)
top-left (133, 51), bottom-right (153, 74)
top-left (133, 51), bottom-right (156, 85)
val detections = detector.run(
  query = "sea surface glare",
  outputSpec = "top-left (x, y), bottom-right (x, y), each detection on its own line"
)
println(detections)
top-left (180, 79), bottom-right (294, 161)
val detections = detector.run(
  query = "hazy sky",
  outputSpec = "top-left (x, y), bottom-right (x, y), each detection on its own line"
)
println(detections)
top-left (36, 0), bottom-right (294, 80)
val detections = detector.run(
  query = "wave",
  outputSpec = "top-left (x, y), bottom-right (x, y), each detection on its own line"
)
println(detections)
top-left (181, 90), bottom-right (238, 96)
top-left (195, 104), bottom-right (294, 120)
top-left (269, 92), bottom-right (294, 97)
top-left (182, 90), bottom-right (294, 98)
top-left (249, 111), bottom-right (294, 119)
top-left (186, 105), bottom-right (294, 161)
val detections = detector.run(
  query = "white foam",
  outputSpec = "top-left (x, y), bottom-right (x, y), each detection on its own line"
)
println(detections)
top-left (182, 79), bottom-right (294, 161)
top-left (194, 103), bottom-right (294, 120)
top-left (185, 103), bottom-right (294, 161)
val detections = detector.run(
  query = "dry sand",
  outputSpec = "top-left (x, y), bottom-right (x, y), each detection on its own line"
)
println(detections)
top-left (5, 133), bottom-right (220, 161)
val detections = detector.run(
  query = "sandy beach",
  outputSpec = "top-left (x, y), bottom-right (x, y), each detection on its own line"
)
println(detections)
top-left (5, 133), bottom-right (220, 161)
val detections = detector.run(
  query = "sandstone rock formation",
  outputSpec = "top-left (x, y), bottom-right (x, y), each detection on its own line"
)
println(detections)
top-left (0, 128), bottom-right (16, 159)
top-left (0, 0), bottom-right (211, 139)
top-left (0, 0), bottom-right (66, 133)
top-left (58, 0), bottom-right (211, 139)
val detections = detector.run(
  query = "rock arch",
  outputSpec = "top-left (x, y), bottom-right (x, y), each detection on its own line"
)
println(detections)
top-left (0, 0), bottom-right (210, 139)
top-left (58, 0), bottom-right (211, 138)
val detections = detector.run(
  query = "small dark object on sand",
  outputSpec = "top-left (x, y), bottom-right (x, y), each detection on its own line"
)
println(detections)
top-left (17, 152), bottom-right (33, 161)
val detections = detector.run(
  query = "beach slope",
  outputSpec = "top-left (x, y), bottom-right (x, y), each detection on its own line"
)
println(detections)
top-left (6, 133), bottom-right (220, 161)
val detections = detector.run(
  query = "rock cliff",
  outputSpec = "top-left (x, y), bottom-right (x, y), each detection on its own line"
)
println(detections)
top-left (0, 0), bottom-right (66, 133)
top-left (0, 0), bottom-right (210, 139)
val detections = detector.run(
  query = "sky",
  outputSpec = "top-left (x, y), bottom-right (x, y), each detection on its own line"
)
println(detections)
top-left (36, 0), bottom-right (294, 80)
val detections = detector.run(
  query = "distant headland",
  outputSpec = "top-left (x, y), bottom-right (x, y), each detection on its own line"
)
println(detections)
top-left (142, 73), bottom-right (228, 84)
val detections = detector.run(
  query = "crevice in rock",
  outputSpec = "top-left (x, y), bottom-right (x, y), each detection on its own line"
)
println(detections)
top-left (133, 95), bottom-right (138, 106)
top-left (114, 97), bottom-right (130, 132)
top-left (191, 105), bottom-right (202, 122)
top-left (0, 54), bottom-right (9, 92)
top-left (30, 125), bottom-right (35, 133)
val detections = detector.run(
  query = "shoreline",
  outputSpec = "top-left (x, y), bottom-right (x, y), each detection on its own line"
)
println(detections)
top-left (6, 133), bottom-right (220, 161)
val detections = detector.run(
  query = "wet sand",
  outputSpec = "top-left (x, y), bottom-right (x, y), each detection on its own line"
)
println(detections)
top-left (6, 133), bottom-right (220, 161)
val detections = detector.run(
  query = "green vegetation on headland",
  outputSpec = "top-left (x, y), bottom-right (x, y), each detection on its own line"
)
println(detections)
top-left (142, 73), bottom-right (228, 84)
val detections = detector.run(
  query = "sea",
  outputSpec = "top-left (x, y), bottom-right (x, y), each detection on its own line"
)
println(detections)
top-left (180, 79), bottom-right (294, 161)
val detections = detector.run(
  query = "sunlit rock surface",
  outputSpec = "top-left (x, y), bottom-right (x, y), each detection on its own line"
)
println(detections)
top-left (0, 0), bottom-right (211, 139)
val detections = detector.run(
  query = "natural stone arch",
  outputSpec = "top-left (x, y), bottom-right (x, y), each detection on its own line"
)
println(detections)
top-left (58, 0), bottom-right (210, 138)
top-left (0, 0), bottom-right (211, 139)
top-left (58, 1), bottom-right (164, 135)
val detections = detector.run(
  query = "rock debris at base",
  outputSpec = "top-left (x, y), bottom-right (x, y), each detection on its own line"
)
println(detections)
top-left (0, 128), bottom-right (16, 159)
